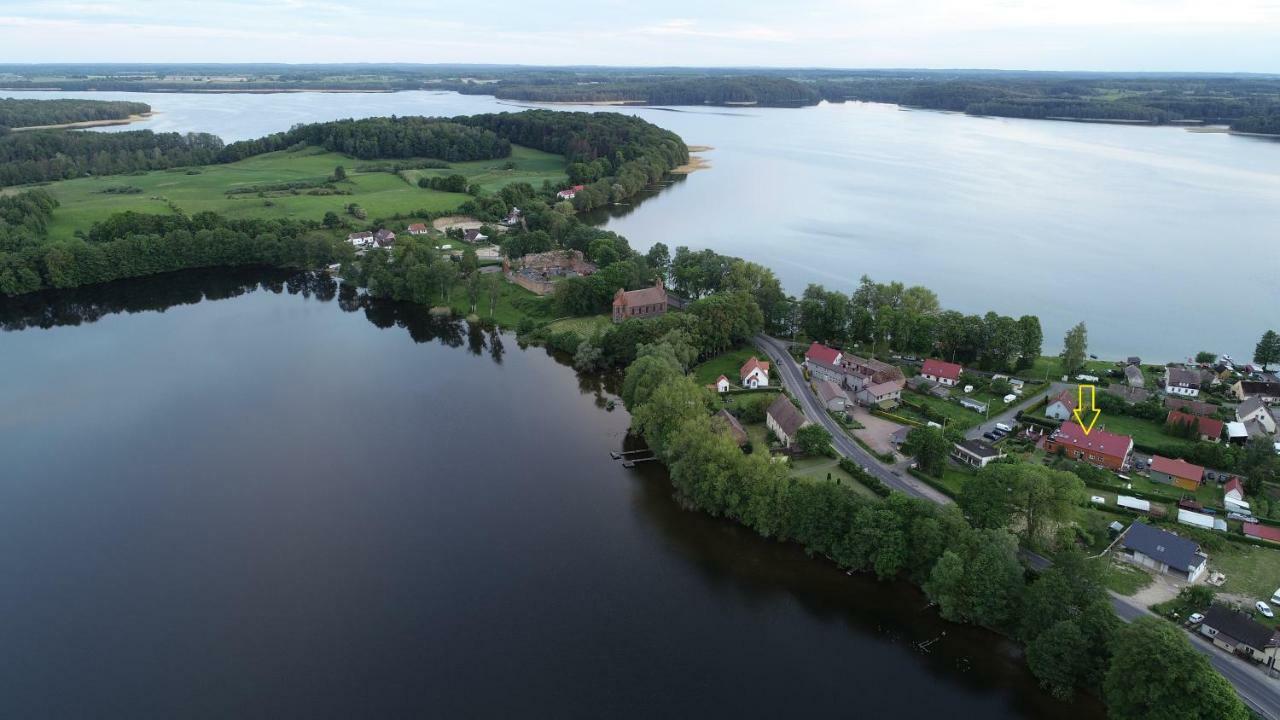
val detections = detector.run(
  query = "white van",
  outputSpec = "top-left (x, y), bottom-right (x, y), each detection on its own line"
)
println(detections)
top-left (995, 422), bottom-right (1013, 433)
top-left (1270, 588), bottom-right (1280, 606)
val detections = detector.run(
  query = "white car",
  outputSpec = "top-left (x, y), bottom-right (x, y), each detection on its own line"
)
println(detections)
top-left (1258, 601), bottom-right (1274, 618)
top-left (1188, 612), bottom-right (1205, 624)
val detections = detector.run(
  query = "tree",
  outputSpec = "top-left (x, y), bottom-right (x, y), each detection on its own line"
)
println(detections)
top-left (322, 210), bottom-right (341, 229)
top-left (1104, 617), bottom-right (1248, 720)
top-left (620, 351), bottom-right (684, 410)
top-left (924, 528), bottom-right (1023, 629)
top-left (1059, 322), bottom-right (1088, 378)
top-left (332, 165), bottom-right (347, 181)
top-left (796, 424), bottom-right (833, 457)
top-left (959, 463), bottom-right (1084, 545)
top-left (645, 242), bottom-right (670, 277)
top-left (482, 273), bottom-right (500, 318)
top-left (1016, 315), bottom-right (1042, 369)
top-left (902, 426), bottom-right (949, 477)
top-left (1195, 351), bottom-right (1217, 364)
top-left (460, 246), bottom-right (479, 276)
top-left (1255, 330), bottom-right (1280, 371)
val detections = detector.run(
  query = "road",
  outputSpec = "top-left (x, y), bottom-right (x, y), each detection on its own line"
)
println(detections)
top-left (754, 335), bottom-right (1280, 719)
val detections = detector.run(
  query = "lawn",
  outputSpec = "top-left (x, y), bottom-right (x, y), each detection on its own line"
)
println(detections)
top-left (1026, 355), bottom-right (1122, 382)
top-left (900, 391), bottom-right (1008, 431)
top-left (1207, 541), bottom-right (1280, 606)
top-left (692, 346), bottom-right (766, 386)
top-left (790, 456), bottom-right (881, 500)
top-left (544, 314), bottom-right (612, 340)
top-left (29, 144), bottom-right (564, 241)
top-left (1103, 561), bottom-right (1154, 596)
top-left (439, 275), bottom-right (555, 328)
top-left (403, 145), bottom-right (567, 193)
top-left (1093, 414), bottom-right (1199, 455)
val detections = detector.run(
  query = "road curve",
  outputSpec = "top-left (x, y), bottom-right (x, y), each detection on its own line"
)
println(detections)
top-left (753, 334), bottom-right (1280, 719)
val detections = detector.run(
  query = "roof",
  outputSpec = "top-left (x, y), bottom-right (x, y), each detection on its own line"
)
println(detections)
top-left (1238, 381), bottom-right (1280, 397)
top-left (863, 380), bottom-right (903, 397)
top-left (740, 356), bottom-right (770, 381)
top-left (407, 223), bottom-right (427, 232)
top-left (890, 426), bottom-right (912, 444)
top-left (1121, 522), bottom-right (1203, 573)
top-left (1048, 389), bottom-right (1077, 411)
top-left (1177, 508), bottom-right (1215, 529)
top-left (1167, 410), bottom-right (1224, 438)
top-left (713, 409), bottom-right (749, 446)
top-left (816, 379), bottom-right (847, 404)
top-left (1106, 385), bottom-right (1151, 404)
top-left (955, 439), bottom-right (1001, 459)
top-left (1238, 396), bottom-right (1273, 419)
top-left (767, 394), bottom-right (808, 438)
top-left (1244, 522), bottom-right (1280, 543)
top-left (613, 281), bottom-right (667, 308)
top-left (1203, 606), bottom-right (1280, 650)
top-left (347, 231), bottom-right (373, 239)
top-left (1227, 421), bottom-right (1249, 439)
top-left (1125, 365), bottom-right (1144, 383)
top-left (1117, 496), bottom-right (1150, 511)
top-left (1164, 397), bottom-right (1215, 416)
top-left (1166, 366), bottom-right (1201, 387)
top-left (714, 375), bottom-right (730, 386)
top-left (921, 358), bottom-right (962, 381)
top-left (805, 342), bottom-right (842, 367)
top-left (1225, 477), bottom-right (1244, 496)
top-left (1150, 455), bottom-right (1204, 482)
top-left (1048, 421), bottom-right (1133, 460)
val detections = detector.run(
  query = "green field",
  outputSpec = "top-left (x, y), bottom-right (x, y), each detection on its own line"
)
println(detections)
top-left (544, 314), bottom-right (613, 340)
top-left (1210, 542), bottom-right (1280, 608)
top-left (1093, 414), bottom-right (1199, 455)
top-left (24, 144), bottom-right (566, 241)
top-left (1026, 356), bottom-right (1121, 382)
top-left (1103, 561), bottom-right (1154, 596)
top-left (789, 456), bottom-right (882, 500)
top-left (692, 346), bottom-right (765, 386)
top-left (900, 391), bottom-right (1008, 431)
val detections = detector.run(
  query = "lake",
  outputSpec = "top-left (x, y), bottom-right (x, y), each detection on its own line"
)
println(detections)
top-left (5, 88), bottom-right (1278, 360)
top-left (0, 270), bottom-right (1101, 718)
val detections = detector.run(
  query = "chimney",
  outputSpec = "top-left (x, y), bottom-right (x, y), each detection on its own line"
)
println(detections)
top-left (656, 277), bottom-right (664, 291)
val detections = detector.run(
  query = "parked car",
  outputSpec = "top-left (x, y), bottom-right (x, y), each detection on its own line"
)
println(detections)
top-left (983, 432), bottom-right (997, 440)
top-left (1270, 588), bottom-right (1280, 606)
top-left (1134, 460), bottom-right (1146, 470)
top-left (995, 422), bottom-right (1013, 433)
top-left (1228, 512), bottom-right (1255, 522)
top-left (1206, 472), bottom-right (1216, 481)
top-left (1189, 612), bottom-right (1205, 624)
top-left (1258, 601), bottom-right (1274, 618)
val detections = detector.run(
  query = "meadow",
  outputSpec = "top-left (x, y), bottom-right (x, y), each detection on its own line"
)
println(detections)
top-left (24, 144), bottom-right (567, 241)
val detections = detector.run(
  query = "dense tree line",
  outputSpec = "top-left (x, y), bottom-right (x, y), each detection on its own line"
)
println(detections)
top-left (470, 76), bottom-right (822, 108)
top-left (1232, 113), bottom-right (1280, 135)
top-left (0, 98), bottom-right (150, 131)
top-left (0, 129), bottom-right (224, 186)
top-left (219, 116), bottom-right (510, 162)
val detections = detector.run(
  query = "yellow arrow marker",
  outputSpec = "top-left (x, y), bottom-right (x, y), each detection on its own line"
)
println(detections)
top-left (1072, 384), bottom-right (1102, 435)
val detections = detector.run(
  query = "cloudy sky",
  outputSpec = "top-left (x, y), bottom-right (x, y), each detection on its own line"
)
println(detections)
top-left (1, 0), bottom-right (1278, 72)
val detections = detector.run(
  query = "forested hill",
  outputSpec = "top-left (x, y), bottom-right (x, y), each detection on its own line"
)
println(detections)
top-left (219, 116), bottom-right (511, 162)
top-left (0, 98), bottom-right (151, 131)
top-left (459, 76), bottom-right (822, 108)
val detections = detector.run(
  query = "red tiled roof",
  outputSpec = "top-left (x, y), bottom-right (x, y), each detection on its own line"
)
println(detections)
top-left (921, 358), bottom-right (962, 381)
top-left (1166, 410), bottom-right (1224, 439)
top-left (1150, 455), bottom-right (1204, 482)
top-left (1225, 477), bottom-right (1244, 496)
top-left (740, 357), bottom-right (769, 381)
top-left (1050, 421), bottom-right (1133, 460)
top-left (805, 342), bottom-right (842, 367)
top-left (1050, 389), bottom-right (1078, 411)
top-left (407, 223), bottom-right (427, 232)
top-left (1245, 523), bottom-right (1280, 543)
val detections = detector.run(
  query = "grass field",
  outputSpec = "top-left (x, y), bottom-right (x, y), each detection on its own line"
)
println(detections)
top-left (1094, 414), bottom-right (1198, 455)
top-left (900, 391), bottom-right (1007, 431)
top-left (26, 144), bottom-right (565, 241)
top-left (1026, 355), bottom-right (1122, 382)
top-left (1210, 542), bottom-right (1280, 608)
top-left (403, 145), bottom-right (567, 193)
top-left (692, 346), bottom-right (765, 386)
top-left (1103, 561), bottom-right (1154, 596)
top-left (439, 274), bottom-right (555, 328)
top-left (789, 456), bottom-right (882, 500)
top-left (544, 315), bottom-right (612, 340)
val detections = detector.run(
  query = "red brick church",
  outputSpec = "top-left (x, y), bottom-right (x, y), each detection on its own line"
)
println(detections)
top-left (612, 279), bottom-right (668, 323)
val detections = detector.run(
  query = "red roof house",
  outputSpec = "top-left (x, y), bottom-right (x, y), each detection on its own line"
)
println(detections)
top-left (739, 357), bottom-right (770, 388)
top-left (1044, 421), bottom-right (1134, 471)
top-left (1149, 455), bottom-right (1205, 491)
top-left (805, 342), bottom-right (842, 367)
top-left (1245, 523), bottom-right (1280, 543)
top-left (921, 358), bottom-right (963, 386)
top-left (1166, 410), bottom-right (1224, 443)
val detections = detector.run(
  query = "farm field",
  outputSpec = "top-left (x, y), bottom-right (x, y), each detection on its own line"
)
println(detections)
top-left (404, 145), bottom-right (568, 193)
top-left (24, 144), bottom-right (565, 241)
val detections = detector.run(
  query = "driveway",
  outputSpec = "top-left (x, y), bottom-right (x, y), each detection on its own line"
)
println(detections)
top-left (965, 380), bottom-right (1069, 440)
top-left (847, 406), bottom-right (904, 456)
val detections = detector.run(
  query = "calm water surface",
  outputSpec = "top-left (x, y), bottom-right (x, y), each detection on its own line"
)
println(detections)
top-left (0, 270), bottom-right (1101, 718)
top-left (6, 88), bottom-right (1278, 359)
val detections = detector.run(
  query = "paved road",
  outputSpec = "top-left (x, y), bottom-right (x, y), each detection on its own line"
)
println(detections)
top-left (964, 381), bottom-right (1068, 441)
top-left (754, 335), bottom-right (1280, 718)
top-left (754, 335), bottom-right (950, 504)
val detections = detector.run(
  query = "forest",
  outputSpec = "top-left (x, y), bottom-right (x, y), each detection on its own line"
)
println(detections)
top-left (218, 116), bottom-right (510, 162)
top-left (458, 75), bottom-right (824, 107)
top-left (0, 97), bottom-right (151, 131)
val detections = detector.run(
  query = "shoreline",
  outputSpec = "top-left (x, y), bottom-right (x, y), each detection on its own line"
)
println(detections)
top-left (672, 145), bottom-right (713, 174)
top-left (12, 111), bottom-right (156, 131)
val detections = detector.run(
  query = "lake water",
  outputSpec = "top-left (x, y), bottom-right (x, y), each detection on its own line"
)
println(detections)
top-left (6, 88), bottom-right (1278, 360)
top-left (0, 270), bottom-right (1101, 718)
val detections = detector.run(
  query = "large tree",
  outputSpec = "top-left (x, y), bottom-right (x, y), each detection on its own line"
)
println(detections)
top-left (1104, 618), bottom-right (1248, 720)
top-left (902, 426), bottom-right (950, 477)
top-left (1015, 315), bottom-right (1043, 369)
top-left (1255, 329), bottom-right (1280, 371)
top-left (924, 528), bottom-right (1024, 630)
top-left (959, 463), bottom-right (1084, 545)
top-left (795, 424), bottom-right (833, 457)
top-left (1059, 321), bottom-right (1088, 378)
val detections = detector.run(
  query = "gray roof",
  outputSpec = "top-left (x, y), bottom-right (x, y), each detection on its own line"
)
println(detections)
top-left (1124, 365), bottom-right (1144, 385)
top-left (1203, 605), bottom-right (1280, 650)
top-left (1121, 522), bottom-right (1204, 573)
top-left (1238, 381), bottom-right (1280, 397)
top-left (767, 394), bottom-right (808, 438)
top-left (955, 439), bottom-right (1001, 459)
top-left (1238, 396), bottom-right (1272, 419)
top-left (713, 409), bottom-right (749, 446)
top-left (816, 379), bottom-right (848, 404)
top-left (1166, 366), bottom-right (1201, 387)
top-left (890, 426), bottom-right (912, 445)
top-left (1106, 384), bottom-right (1151, 404)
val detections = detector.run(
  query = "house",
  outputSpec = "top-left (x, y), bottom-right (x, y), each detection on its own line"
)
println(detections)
top-left (611, 279), bottom-right (668, 323)
top-left (1165, 367), bottom-right (1201, 398)
top-left (711, 375), bottom-right (731, 393)
top-left (952, 439), bottom-right (1005, 469)
top-left (842, 354), bottom-right (905, 391)
top-left (740, 357), bottom-right (770, 389)
top-left (857, 380), bottom-right (903, 409)
top-left (1164, 397), bottom-right (1216, 416)
top-left (1044, 422), bottom-right (1134, 470)
top-left (1124, 364), bottom-right (1145, 388)
top-left (1166, 410), bottom-right (1224, 443)
top-left (1199, 606), bottom-right (1280, 664)
top-left (373, 229), bottom-right (396, 247)
top-left (1237, 397), bottom-right (1278, 435)
top-left (462, 229), bottom-right (489, 243)
top-left (1008, 378), bottom-right (1025, 395)
top-left (713, 409), bottom-right (749, 448)
top-left (804, 342), bottom-right (845, 385)
top-left (1118, 521), bottom-right (1208, 582)
top-left (556, 184), bottom-right (585, 200)
top-left (890, 426), bottom-right (912, 446)
top-left (920, 358), bottom-right (963, 387)
top-left (1244, 522), bottom-right (1280, 543)
top-left (1149, 455), bottom-right (1205, 491)
top-left (502, 207), bottom-right (522, 226)
top-left (960, 397), bottom-right (988, 413)
top-left (1044, 389), bottom-right (1078, 421)
top-left (816, 379), bottom-right (849, 412)
top-left (406, 223), bottom-right (429, 235)
top-left (1225, 477), bottom-right (1245, 503)
top-left (1105, 384), bottom-right (1151, 404)
top-left (347, 230), bottom-right (374, 247)
top-left (766, 394), bottom-right (809, 448)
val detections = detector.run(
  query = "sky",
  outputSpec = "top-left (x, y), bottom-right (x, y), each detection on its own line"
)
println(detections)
top-left (1, 0), bottom-right (1279, 72)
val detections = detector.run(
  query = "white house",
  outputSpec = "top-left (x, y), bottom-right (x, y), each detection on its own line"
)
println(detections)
top-left (920, 358), bottom-right (963, 387)
top-left (1225, 477), bottom-right (1246, 504)
top-left (1238, 397), bottom-right (1278, 435)
top-left (712, 375), bottom-right (731, 393)
top-left (766, 394), bottom-right (809, 448)
top-left (347, 231), bottom-right (374, 248)
top-left (1165, 367), bottom-right (1201, 398)
top-left (740, 357), bottom-right (770, 389)
top-left (857, 380), bottom-right (903, 409)
top-left (1044, 389), bottom-right (1077, 421)
top-left (1118, 522), bottom-right (1208, 583)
